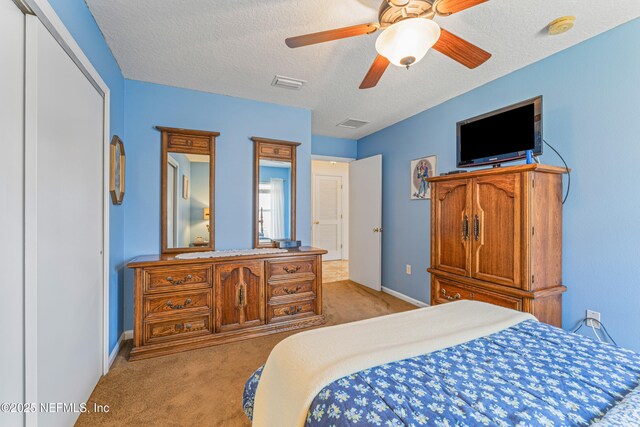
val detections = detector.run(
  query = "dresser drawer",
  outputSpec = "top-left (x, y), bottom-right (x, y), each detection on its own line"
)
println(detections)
top-left (144, 265), bottom-right (211, 294)
top-left (258, 143), bottom-right (291, 160)
top-left (267, 257), bottom-right (315, 281)
top-left (267, 298), bottom-right (316, 323)
top-left (434, 277), bottom-right (522, 311)
top-left (268, 279), bottom-right (315, 302)
top-left (168, 134), bottom-right (210, 152)
top-left (144, 314), bottom-right (212, 344)
top-left (143, 289), bottom-right (211, 319)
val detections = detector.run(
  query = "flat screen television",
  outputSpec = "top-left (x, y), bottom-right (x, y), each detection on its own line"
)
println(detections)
top-left (457, 96), bottom-right (543, 168)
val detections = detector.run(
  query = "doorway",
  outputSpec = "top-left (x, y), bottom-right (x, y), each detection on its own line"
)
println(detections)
top-left (312, 159), bottom-right (350, 282)
top-left (312, 155), bottom-right (383, 288)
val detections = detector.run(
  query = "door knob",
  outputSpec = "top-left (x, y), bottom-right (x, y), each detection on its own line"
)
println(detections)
top-left (314, 221), bottom-right (320, 224)
top-left (373, 227), bottom-right (383, 233)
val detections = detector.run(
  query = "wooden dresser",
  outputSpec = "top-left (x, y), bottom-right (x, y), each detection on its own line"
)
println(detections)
top-left (427, 164), bottom-right (567, 327)
top-left (127, 247), bottom-right (326, 360)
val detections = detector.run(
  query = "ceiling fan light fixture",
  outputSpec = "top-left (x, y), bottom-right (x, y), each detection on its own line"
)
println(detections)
top-left (375, 18), bottom-right (441, 68)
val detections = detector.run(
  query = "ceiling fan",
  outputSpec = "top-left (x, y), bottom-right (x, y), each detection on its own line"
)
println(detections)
top-left (285, 0), bottom-right (492, 89)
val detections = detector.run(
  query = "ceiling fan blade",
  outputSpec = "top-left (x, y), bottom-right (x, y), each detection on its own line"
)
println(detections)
top-left (286, 23), bottom-right (379, 48)
top-left (435, 0), bottom-right (488, 15)
top-left (360, 55), bottom-right (391, 89)
top-left (432, 29), bottom-right (491, 69)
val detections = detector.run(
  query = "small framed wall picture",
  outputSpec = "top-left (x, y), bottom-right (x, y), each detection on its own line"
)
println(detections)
top-left (109, 135), bottom-right (125, 205)
top-left (182, 174), bottom-right (189, 199)
top-left (410, 155), bottom-right (436, 200)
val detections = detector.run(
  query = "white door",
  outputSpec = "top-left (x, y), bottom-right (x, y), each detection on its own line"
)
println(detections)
top-left (349, 155), bottom-right (382, 291)
top-left (313, 175), bottom-right (343, 260)
top-left (32, 17), bottom-right (104, 427)
top-left (0, 2), bottom-right (26, 425)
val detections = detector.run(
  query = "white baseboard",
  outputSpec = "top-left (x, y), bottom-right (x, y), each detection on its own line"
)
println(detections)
top-left (108, 329), bottom-right (134, 369)
top-left (108, 333), bottom-right (124, 368)
top-left (382, 286), bottom-right (429, 308)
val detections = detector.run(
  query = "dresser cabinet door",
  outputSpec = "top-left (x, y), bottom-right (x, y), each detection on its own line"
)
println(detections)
top-left (471, 174), bottom-right (522, 287)
top-left (432, 179), bottom-right (472, 277)
top-left (214, 261), bottom-right (265, 332)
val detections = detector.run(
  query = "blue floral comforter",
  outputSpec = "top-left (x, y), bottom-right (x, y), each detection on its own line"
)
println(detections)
top-left (243, 320), bottom-right (640, 426)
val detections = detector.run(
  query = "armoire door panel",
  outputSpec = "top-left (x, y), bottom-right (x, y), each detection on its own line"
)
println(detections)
top-left (471, 174), bottom-right (522, 287)
top-left (214, 261), bottom-right (265, 332)
top-left (433, 179), bottom-right (472, 276)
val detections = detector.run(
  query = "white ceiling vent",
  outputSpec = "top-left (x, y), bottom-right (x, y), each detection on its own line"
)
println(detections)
top-left (271, 75), bottom-right (306, 90)
top-left (337, 118), bottom-right (369, 129)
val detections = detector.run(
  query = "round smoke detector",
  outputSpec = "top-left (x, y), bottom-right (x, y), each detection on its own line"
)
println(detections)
top-left (548, 16), bottom-right (576, 35)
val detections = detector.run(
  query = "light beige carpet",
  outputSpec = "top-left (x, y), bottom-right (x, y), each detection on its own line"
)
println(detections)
top-left (76, 281), bottom-right (417, 427)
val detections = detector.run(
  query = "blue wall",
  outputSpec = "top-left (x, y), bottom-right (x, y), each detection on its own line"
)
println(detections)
top-left (358, 18), bottom-right (640, 351)
top-left (48, 0), bottom-right (126, 353)
top-left (123, 79), bottom-right (312, 329)
top-left (312, 135), bottom-right (357, 158)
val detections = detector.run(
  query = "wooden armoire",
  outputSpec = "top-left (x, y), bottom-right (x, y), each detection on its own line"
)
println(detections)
top-left (427, 164), bottom-right (568, 327)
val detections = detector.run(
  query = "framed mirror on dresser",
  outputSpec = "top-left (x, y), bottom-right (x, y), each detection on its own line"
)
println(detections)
top-left (157, 126), bottom-right (218, 254)
top-left (252, 137), bottom-right (301, 248)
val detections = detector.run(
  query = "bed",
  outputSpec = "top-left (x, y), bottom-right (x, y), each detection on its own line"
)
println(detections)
top-left (243, 301), bottom-right (640, 426)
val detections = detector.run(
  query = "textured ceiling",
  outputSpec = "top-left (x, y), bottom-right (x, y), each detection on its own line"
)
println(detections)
top-left (87, 0), bottom-right (640, 139)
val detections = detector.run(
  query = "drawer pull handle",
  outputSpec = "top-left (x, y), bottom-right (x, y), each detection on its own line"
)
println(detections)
top-left (166, 274), bottom-right (192, 285)
top-left (176, 323), bottom-right (192, 332)
top-left (238, 285), bottom-right (245, 307)
top-left (283, 266), bottom-right (301, 274)
top-left (441, 289), bottom-right (461, 301)
top-left (166, 298), bottom-right (192, 310)
top-left (283, 285), bottom-right (302, 295)
top-left (284, 306), bottom-right (302, 316)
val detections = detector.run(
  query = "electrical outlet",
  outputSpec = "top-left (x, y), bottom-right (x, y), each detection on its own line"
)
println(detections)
top-left (586, 309), bottom-right (601, 329)
top-left (406, 264), bottom-right (412, 275)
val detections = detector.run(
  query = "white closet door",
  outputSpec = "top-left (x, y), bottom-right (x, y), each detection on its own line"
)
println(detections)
top-left (0, 2), bottom-right (25, 425)
top-left (313, 175), bottom-right (343, 260)
top-left (33, 18), bottom-right (104, 427)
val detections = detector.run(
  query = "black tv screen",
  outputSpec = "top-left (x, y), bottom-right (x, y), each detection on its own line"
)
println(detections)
top-left (457, 96), bottom-right (542, 168)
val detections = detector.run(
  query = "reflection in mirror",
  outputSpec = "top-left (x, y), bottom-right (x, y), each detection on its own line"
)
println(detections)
top-left (166, 153), bottom-right (211, 249)
top-left (258, 159), bottom-right (292, 245)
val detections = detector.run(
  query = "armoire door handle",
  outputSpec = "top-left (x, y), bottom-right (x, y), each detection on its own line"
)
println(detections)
top-left (474, 215), bottom-right (480, 241)
top-left (462, 215), bottom-right (469, 241)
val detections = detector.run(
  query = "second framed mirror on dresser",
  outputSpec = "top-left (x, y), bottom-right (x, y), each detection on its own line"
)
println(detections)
top-left (252, 137), bottom-right (301, 248)
top-left (157, 126), bottom-right (218, 254)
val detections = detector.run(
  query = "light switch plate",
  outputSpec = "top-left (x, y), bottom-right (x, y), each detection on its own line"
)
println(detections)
top-left (406, 264), bottom-right (412, 275)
